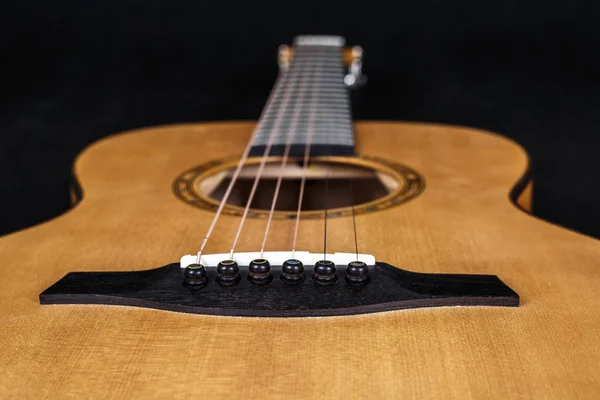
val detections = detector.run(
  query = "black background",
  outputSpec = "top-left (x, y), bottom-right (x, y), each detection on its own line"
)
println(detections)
top-left (1, 0), bottom-right (599, 238)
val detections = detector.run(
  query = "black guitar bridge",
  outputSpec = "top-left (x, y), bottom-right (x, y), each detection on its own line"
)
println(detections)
top-left (40, 262), bottom-right (519, 317)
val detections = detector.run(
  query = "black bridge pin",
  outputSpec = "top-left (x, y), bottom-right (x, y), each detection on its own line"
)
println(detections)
top-left (281, 259), bottom-right (305, 284)
top-left (216, 260), bottom-right (240, 286)
top-left (345, 261), bottom-right (370, 285)
top-left (183, 263), bottom-right (208, 290)
top-left (248, 259), bottom-right (272, 285)
top-left (313, 260), bottom-right (338, 285)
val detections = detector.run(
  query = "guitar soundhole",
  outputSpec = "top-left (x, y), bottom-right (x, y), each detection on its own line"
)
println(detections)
top-left (208, 161), bottom-right (390, 211)
top-left (172, 156), bottom-right (425, 219)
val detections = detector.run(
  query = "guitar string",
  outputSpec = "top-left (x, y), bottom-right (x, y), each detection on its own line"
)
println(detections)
top-left (196, 46), bottom-right (341, 263)
top-left (291, 48), bottom-right (325, 259)
top-left (350, 179), bottom-right (359, 260)
top-left (228, 54), bottom-right (310, 259)
top-left (323, 171), bottom-right (330, 261)
top-left (259, 51), bottom-right (314, 259)
top-left (194, 70), bottom-right (288, 263)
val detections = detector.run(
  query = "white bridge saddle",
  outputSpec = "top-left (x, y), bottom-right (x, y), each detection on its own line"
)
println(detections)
top-left (180, 251), bottom-right (376, 268)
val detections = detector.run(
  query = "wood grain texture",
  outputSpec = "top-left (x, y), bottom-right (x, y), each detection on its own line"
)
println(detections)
top-left (516, 180), bottom-right (534, 212)
top-left (0, 121), bottom-right (599, 399)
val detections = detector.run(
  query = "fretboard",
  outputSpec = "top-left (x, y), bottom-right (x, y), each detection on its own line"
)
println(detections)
top-left (249, 36), bottom-right (354, 157)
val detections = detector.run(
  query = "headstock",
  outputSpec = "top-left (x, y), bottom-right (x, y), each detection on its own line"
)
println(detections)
top-left (277, 35), bottom-right (366, 88)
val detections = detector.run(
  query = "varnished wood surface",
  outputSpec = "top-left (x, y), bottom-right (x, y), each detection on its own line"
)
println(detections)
top-left (0, 122), bottom-right (599, 399)
top-left (516, 180), bottom-right (534, 212)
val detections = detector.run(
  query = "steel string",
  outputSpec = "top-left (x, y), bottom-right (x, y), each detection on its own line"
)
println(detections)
top-left (194, 75), bottom-right (290, 263)
top-left (259, 51), bottom-right (315, 258)
top-left (350, 179), bottom-right (359, 260)
top-left (228, 53), bottom-right (311, 259)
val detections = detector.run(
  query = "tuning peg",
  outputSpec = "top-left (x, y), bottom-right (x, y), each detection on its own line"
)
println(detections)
top-left (344, 47), bottom-right (367, 88)
top-left (278, 45), bottom-right (292, 72)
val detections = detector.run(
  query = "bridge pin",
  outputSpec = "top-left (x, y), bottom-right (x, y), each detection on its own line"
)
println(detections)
top-left (217, 260), bottom-right (241, 286)
top-left (248, 259), bottom-right (272, 284)
top-left (345, 261), bottom-right (370, 285)
top-left (313, 260), bottom-right (338, 285)
top-left (183, 263), bottom-right (208, 289)
top-left (281, 259), bottom-right (305, 284)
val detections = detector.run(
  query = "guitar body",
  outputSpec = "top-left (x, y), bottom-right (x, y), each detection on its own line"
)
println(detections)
top-left (1, 121), bottom-right (599, 398)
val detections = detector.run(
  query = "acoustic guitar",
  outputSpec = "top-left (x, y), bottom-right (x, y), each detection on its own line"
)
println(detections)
top-left (1, 35), bottom-right (599, 398)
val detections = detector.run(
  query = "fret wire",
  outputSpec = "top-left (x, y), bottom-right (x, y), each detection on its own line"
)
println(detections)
top-left (267, 95), bottom-right (349, 101)
top-left (258, 118), bottom-right (353, 124)
top-left (261, 135), bottom-right (354, 140)
top-left (251, 43), bottom-right (353, 152)
top-left (257, 126), bottom-right (352, 132)
top-left (261, 105), bottom-right (350, 111)
top-left (258, 114), bottom-right (351, 122)
top-left (263, 105), bottom-right (350, 109)
top-left (258, 123), bottom-right (352, 128)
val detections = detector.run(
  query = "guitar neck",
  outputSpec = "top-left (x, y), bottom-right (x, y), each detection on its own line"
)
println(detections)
top-left (249, 35), bottom-right (355, 157)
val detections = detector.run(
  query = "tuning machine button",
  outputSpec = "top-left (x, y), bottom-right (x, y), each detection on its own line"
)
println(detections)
top-left (313, 260), bottom-right (338, 285)
top-left (183, 263), bottom-right (208, 290)
top-left (217, 260), bottom-right (241, 286)
top-left (281, 259), bottom-right (305, 284)
top-left (344, 46), bottom-right (367, 88)
top-left (278, 45), bottom-right (292, 72)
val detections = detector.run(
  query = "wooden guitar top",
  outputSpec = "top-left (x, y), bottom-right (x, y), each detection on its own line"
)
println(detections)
top-left (0, 122), bottom-right (598, 398)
